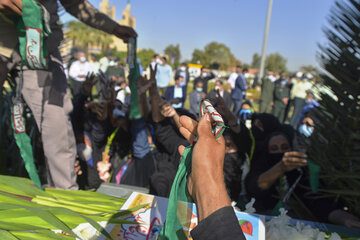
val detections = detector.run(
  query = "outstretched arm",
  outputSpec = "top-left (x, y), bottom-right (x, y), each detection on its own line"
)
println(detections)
top-left (60, 0), bottom-right (137, 42)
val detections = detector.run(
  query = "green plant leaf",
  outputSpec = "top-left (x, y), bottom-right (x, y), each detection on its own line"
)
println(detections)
top-left (0, 229), bottom-right (19, 240)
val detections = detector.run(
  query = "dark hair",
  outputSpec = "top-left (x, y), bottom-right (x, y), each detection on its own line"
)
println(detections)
top-left (161, 56), bottom-right (167, 62)
top-left (153, 54), bottom-right (159, 58)
top-left (242, 68), bottom-right (249, 73)
top-left (175, 75), bottom-right (183, 81)
top-left (181, 62), bottom-right (187, 66)
top-left (215, 79), bottom-right (223, 85)
top-left (236, 65), bottom-right (242, 68)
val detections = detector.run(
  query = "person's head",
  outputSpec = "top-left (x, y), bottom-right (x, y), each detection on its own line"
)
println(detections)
top-left (268, 132), bottom-right (292, 154)
top-left (105, 51), bottom-right (112, 59)
top-left (161, 56), bottom-right (167, 65)
top-left (242, 68), bottom-right (249, 74)
top-left (175, 75), bottom-right (184, 86)
top-left (236, 65), bottom-right (242, 73)
top-left (280, 71), bottom-right (286, 77)
top-left (90, 54), bottom-right (97, 62)
top-left (200, 67), bottom-right (209, 78)
top-left (180, 63), bottom-right (187, 71)
top-left (152, 54), bottom-right (159, 61)
top-left (195, 81), bottom-right (203, 92)
top-left (117, 80), bottom-right (127, 89)
top-left (251, 113), bottom-right (281, 141)
top-left (113, 56), bottom-right (121, 66)
top-left (214, 80), bottom-right (224, 91)
top-left (78, 52), bottom-right (86, 63)
top-left (306, 90), bottom-right (315, 101)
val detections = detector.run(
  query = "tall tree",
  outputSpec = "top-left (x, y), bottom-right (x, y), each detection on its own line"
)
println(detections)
top-left (164, 44), bottom-right (181, 68)
top-left (66, 21), bottom-right (113, 54)
top-left (309, 0), bottom-right (360, 216)
top-left (251, 53), bottom-right (261, 68)
top-left (265, 53), bottom-right (287, 73)
top-left (137, 48), bottom-right (156, 68)
top-left (191, 42), bottom-right (240, 70)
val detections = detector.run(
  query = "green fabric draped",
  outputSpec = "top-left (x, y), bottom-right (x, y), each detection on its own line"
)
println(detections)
top-left (11, 103), bottom-right (42, 190)
top-left (307, 159), bottom-right (321, 193)
top-left (11, 0), bottom-right (50, 69)
top-left (127, 38), bottom-right (141, 119)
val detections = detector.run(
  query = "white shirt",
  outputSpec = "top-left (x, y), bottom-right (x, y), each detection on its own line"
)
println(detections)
top-left (115, 86), bottom-right (131, 103)
top-left (173, 85), bottom-right (183, 109)
top-left (69, 60), bottom-right (92, 82)
top-left (89, 61), bottom-right (100, 75)
top-left (227, 72), bottom-right (238, 89)
top-left (99, 57), bottom-right (110, 73)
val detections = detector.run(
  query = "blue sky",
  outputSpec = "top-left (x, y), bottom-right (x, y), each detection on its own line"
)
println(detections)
top-left (61, 0), bottom-right (335, 71)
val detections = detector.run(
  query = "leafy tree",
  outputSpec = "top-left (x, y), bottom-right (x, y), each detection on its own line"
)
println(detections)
top-left (66, 21), bottom-right (113, 54)
top-left (309, 0), bottom-right (360, 216)
top-left (191, 42), bottom-right (240, 70)
top-left (137, 48), bottom-right (156, 68)
top-left (191, 48), bottom-right (208, 66)
top-left (300, 65), bottom-right (318, 74)
top-left (251, 53), bottom-right (261, 68)
top-left (265, 53), bottom-right (287, 73)
top-left (164, 44), bottom-right (181, 68)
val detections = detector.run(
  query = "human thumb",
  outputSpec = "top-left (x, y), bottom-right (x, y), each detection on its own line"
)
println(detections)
top-left (197, 113), bottom-right (213, 139)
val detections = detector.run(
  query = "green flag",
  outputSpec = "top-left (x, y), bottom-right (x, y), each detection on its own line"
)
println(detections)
top-left (11, 103), bottom-right (42, 190)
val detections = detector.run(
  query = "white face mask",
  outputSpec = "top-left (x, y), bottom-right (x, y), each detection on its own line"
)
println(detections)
top-left (77, 143), bottom-right (92, 161)
top-left (244, 73), bottom-right (250, 78)
top-left (80, 56), bottom-right (86, 63)
top-left (125, 86), bottom-right (131, 93)
top-left (214, 86), bottom-right (220, 91)
top-left (180, 66), bottom-right (186, 71)
top-left (156, 59), bottom-right (162, 64)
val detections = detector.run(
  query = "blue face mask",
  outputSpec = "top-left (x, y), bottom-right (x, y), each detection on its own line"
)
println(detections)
top-left (281, 80), bottom-right (287, 86)
top-left (196, 87), bottom-right (203, 92)
top-left (298, 124), bottom-right (313, 137)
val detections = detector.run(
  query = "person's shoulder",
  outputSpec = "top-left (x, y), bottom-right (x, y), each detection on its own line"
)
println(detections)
top-left (70, 60), bottom-right (80, 67)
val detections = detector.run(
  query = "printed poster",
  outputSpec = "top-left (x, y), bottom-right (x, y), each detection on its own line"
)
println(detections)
top-left (98, 192), bottom-right (265, 240)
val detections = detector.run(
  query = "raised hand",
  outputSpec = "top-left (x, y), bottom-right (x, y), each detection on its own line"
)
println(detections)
top-left (85, 102), bottom-right (109, 121)
top-left (81, 73), bottom-right (96, 96)
top-left (178, 114), bottom-right (229, 221)
top-left (137, 75), bottom-right (153, 95)
top-left (149, 63), bottom-right (157, 85)
top-left (160, 102), bottom-right (177, 118)
top-left (279, 151), bottom-right (308, 172)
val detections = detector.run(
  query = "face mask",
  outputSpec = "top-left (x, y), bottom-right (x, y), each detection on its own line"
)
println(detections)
top-left (77, 143), bottom-right (92, 161)
top-left (80, 56), bottom-right (86, 63)
top-left (298, 124), bottom-right (313, 137)
top-left (113, 108), bottom-right (126, 118)
top-left (202, 72), bottom-right (208, 78)
top-left (281, 80), bottom-right (287, 86)
top-left (214, 86), bottom-right (220, 91)
top-left (196, 87), bottom-right (203, 92)
top-left (224, 152), bottom-right (240, 163)
top-left (156, 59), bottom-right (162, 64)
top-left (244, 73), bottom-right (250, 78)
top-left (180, 66), bottom-right (186, 71)
top-left (267, 152), bottom-right (284, 166)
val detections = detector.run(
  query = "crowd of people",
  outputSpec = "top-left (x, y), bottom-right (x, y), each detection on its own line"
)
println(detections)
top-left (63, 49), bottom-right (360, 229)
top-left (1, 0), bottom-right (359, 238)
